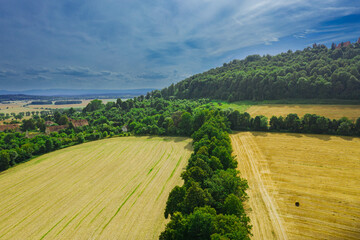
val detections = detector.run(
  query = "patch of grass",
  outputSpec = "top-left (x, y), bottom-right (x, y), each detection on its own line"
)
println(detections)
top-left (200, 100), bottom-right (251, 113)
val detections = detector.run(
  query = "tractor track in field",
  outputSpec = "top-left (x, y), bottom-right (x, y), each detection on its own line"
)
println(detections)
top-left (231, 132), bottom-right (360, 240)
top-left (231, 133), bottom-right (288, 240)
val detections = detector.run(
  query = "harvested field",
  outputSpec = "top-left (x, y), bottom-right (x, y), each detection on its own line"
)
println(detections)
top-left (231, 132), bottom-right (360, 240)
top-left (0, 136), bottom-right (192, 239)
top-left (246, 104), bottom-right (360, 120)
top-left (0, 99), bottom-right (117, 116)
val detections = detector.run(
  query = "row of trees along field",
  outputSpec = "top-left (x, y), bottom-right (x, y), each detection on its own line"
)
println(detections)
top-left (2, 96), bottom-right (359, 172)
top-left (227, 110), bottom-right (360, 136)
top-left (160, 110), bottom-right (251, 239)
top-left (159, 40), bottom-right (360, 101)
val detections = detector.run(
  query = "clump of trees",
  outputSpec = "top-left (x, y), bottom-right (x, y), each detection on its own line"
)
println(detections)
top-left (160, 41), bottom-right (360, 100)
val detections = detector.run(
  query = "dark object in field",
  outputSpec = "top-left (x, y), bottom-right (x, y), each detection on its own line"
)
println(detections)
top-left (295, 202), bottom-right (300, 207)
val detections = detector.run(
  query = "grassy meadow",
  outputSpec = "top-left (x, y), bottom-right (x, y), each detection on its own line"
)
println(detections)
top-left (0, 136), bottom-right (192, 239)
top-left (231, 132), bottom-right (360, 239)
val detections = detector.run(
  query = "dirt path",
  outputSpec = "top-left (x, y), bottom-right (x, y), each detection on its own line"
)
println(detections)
top-left (231, 132), bottom-right (288, 240)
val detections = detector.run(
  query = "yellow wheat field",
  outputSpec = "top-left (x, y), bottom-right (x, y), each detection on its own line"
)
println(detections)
top-left (231, 132), bottom-right (360, 240)
top-left (246, 104), bottom-right (360, 120)
top-left (0, 136), bottom-right (192, 239)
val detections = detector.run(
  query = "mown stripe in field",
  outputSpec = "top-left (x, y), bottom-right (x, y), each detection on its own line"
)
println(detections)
top-left (39, 216), bottom-right (67, 240)
top-left (125, 159), bottom-right (166, 217)
top-left (147, 146), bottom-right (173, 175)
top-left (98, 182), bottom-right (142, 236)
top-left (156, 156), bottom-right (183, 201)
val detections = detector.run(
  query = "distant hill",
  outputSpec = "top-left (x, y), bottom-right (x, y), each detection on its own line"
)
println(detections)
top-left (160, 39), bottom-right (360, 101)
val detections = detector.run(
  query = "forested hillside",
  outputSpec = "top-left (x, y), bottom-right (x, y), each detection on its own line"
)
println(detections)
top-left (160, 39), bottom-right (360, 101)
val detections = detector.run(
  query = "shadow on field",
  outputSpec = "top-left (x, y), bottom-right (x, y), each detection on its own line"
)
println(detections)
top-left (250, 131), bottom-right (336, 141)
top-left (139, 135), bottom-right (193, 151)
top-left (306, 134), bottom-right (331, 141)
top-left (251, 132), bottom-right (268, 137)
top-left (338, 135), bottom-right (355, 141)
top-left (249, 131), bottom-right (358, 142)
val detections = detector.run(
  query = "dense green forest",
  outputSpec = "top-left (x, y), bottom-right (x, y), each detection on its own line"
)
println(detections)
top-left (160, 40), bottom-right (360, 101)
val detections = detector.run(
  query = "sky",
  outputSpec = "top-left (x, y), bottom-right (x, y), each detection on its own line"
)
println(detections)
top-left (0, 0), bottom-right (360, 91)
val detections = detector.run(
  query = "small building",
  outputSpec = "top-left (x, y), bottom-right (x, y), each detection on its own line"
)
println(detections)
top-left (122, 125), bottom-right (128, 133)
top-left (0, 124), bottom-right (20, 132)
top-left (69, 119), bottom-right (89, 128)
top-left (45, 121), bottom-right (55, 126)
top-left (44, 119), bottom-right (88, 134)
top-left (336, 41), bottom-right (351, 49)
top-left (45, 125), bottom-right (68, 134)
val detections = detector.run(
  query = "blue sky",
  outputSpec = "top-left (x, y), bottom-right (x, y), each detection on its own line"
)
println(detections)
top-left (0, 0), bottom-right (360, 90)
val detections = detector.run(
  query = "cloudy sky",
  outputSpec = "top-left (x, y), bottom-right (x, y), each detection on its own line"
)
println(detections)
top-left (0, 0), bottom-right (360, 91)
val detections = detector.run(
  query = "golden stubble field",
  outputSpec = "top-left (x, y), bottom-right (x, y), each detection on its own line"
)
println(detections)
top-left (0, 136), bottom-right (192, 239)
top-left (231, 132), bottom-right (360, 240)
top-left (246, 104), bottom-right (360, 120)
top-left (0, 99), bottom-right (117, 117)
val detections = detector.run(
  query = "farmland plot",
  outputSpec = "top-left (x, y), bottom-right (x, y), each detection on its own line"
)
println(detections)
top-left (0, 136), bottom-right (192, 239)
top-left (231, 132), bottom-right (360, 240)
top-left (246, 104), bottom-right (360, 120)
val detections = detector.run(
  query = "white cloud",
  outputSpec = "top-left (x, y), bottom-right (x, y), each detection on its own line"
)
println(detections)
top-left (0, 0), bottom-right (359, 89)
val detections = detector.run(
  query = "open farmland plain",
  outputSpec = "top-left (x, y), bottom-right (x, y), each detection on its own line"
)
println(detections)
top-left (0, 136), bottom-right (192, 239)
top-left (231, 132), bottom-right (360, 240)
top-left (246, 104), bottom-right (360, 120)
top-left (0, 99), bottom-right (117, 116)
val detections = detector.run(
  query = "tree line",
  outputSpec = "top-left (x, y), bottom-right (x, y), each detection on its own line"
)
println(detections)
top-left (0, 97), bottom-right (208, 172)
top-left (159, 40), bottom-right (360, 101)
top-left (227, 111), bottom-right (360, 136)
top-left (160, 110), bottom-right (251, 239)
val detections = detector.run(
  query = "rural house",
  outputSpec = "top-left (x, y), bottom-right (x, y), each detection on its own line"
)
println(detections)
top-left (0, 124), bottom-right (20, 132)
top-left (45, 119), bottom-right (89, 134)
top-left (69, 119), bottom-right (89, 128)
top-left (45, 125), bottom-right (68, 134)
top-left (122, 125), bottom-right (128, 132)
top-left (45, 121), bottom-right (55, 126)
